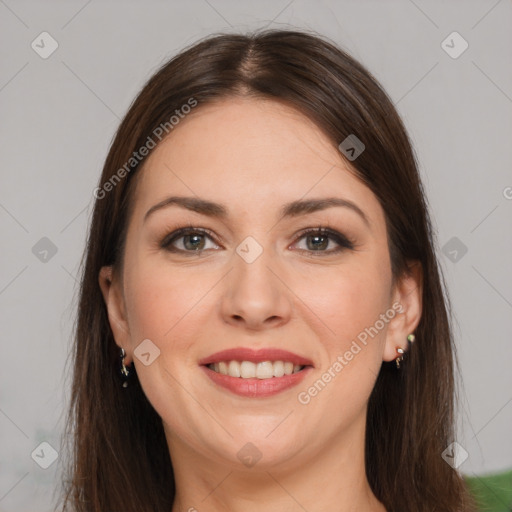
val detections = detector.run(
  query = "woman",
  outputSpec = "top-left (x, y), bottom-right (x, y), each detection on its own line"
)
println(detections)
top-left (60, 29), bottom-right (475, 511)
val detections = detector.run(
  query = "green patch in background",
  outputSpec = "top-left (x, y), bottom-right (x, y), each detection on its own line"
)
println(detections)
top-left (464, 469), bottom-right (512, 512)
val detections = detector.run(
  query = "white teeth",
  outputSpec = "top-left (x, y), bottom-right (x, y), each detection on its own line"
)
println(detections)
top-left (273, 360), bottom-right (285, 378)
top-left (256, 361), bottom-right (274, 379)
top-left (208, 360), bottom-right (306, 379)
top-left (240, 361), bottom-right (256, 378)
top-left (228, 360), bottom-right (240, 378)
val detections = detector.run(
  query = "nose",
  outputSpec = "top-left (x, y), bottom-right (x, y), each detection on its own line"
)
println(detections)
top-left (220, 245), bottom-right (293, 331)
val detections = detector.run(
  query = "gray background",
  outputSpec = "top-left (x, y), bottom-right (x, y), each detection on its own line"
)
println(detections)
top-left (0, 0), bottom-right (511, 510)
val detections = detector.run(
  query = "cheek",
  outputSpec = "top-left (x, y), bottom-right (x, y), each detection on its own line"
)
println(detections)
top-left (123, 255), bottom-right (229, 388)
top-left (124, 261), bottom-right (204, 346)
top-left (122, 260), bottom-right (209, 425)
top-left (294, 254), bottom-right (392, 349)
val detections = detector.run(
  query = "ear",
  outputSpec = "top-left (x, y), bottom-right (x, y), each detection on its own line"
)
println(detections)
top-left (98, 265), bottom-right (133, 365)
top-left (382, 261), bottom-right (423, 362)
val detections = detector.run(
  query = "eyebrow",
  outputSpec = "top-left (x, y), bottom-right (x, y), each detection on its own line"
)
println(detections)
top-left (144, 195), bottom-right (370, 228)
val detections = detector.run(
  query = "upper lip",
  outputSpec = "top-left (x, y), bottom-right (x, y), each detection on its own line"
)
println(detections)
top-left (199, 347), bottom-right (314, 367)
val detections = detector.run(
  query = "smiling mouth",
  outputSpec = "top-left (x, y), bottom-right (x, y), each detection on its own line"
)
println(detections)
top-left (206, 360), bottom-right (309, 379)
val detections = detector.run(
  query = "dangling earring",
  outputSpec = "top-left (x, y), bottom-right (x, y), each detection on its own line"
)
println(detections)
top-left (395, 333), bottom-right (416, 369)
top-left (395, 347), bottom-right (405, 369)
top-left (120, 348), bottom-right (132, 388)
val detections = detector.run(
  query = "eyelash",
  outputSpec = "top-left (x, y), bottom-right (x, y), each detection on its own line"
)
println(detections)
top-left (160, 224), bottom-right (356, 256)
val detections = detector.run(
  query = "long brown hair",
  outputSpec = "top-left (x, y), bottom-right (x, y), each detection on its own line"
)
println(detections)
top-left (59, 29), bottom-right (475, 511)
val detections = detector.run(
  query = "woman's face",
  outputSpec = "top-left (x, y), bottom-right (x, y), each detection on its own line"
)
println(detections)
top-left (101, 97), bottom-right (420, 471)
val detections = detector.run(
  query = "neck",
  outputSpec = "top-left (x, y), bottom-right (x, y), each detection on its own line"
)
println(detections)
top-left (167, 417), bottom-right (386, 512)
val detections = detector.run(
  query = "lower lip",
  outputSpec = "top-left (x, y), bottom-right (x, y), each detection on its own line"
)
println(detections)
top-left (200, 365), bottom-right (312, 398)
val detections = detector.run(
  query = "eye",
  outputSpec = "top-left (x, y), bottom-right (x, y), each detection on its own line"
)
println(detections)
top-left (292, 227), bottom-right (355, 255)
top-left (160, 225), bottom-right (355, 256)
top-left (161, 227), bottom-right (220, 254)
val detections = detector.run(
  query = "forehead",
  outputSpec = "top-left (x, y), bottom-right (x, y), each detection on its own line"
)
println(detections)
top-left (130, 97), bottom-right (384, 225)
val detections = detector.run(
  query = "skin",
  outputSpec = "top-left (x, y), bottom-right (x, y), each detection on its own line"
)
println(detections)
top-left (99, 97), bottom-right (422, 512)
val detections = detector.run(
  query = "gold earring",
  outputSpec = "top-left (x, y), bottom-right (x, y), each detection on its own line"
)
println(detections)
top-left (395, 347), bottom-right (405, 369)
top-left (395, 334), bottom-right (415, 369)
top-left (120, 348), bottom-right (131, 387)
